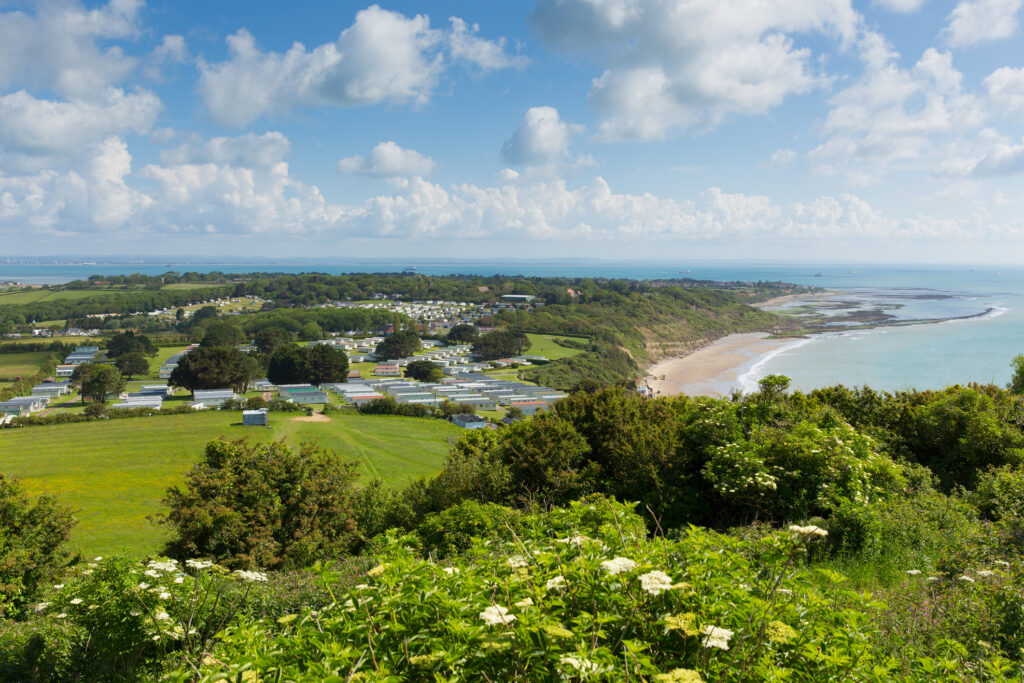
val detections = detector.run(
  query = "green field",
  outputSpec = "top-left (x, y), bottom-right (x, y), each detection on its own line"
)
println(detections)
top-left (0, 351), bottom-right (53, 378)
top-left (0, 288), bottom-right (120, 306)
top-left (524, 333), bottom-right (589, 360)
top-left (0, 411), bottom-right (459, 557)
top-left (159, 283), bottom-right (228, 291)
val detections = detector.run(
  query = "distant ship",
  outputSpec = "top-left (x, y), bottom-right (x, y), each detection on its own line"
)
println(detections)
top-left (849, 269), bottom-right (858, 274)
top-left (403, 266), bottom-right (417, 272)
top-left (813, 272), bottom-right (823, 277)
top-left (679, 269), bottom-right (691, 274)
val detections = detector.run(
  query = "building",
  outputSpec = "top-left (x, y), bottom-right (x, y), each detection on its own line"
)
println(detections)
top-left (510, 400), bottom-right (549, 416)
top-left (193, 389), bottom-right (237, 407)
top-left (242, 408), bottom-right (269, 426)
top-left (374, 364), bottom-right (402, 377)
top-left (452, 413), bottom-right (488, 429)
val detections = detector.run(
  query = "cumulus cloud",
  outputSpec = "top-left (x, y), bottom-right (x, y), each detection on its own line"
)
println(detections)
top-left (199, 5), bottom-right (523, 127)
top-left (337, 141), bottom-right (437, 178)
top-left (0, 0), bottom-right (142, 99)
top-left (874, 0), bottom-right (929, 11)
top-left (530, 0), bottom-right (860, 140)
top-left (943, 0), bottom-right (1024, 47)
top-left (501, 107), bottom-right (583, 166)
top-left (160, 132), bottom-right (291, 167)
top-left (0, 88), bottom-right (161, 157)
top-left (985, 66), bottom-right (1024, 114)
top-left (769, 149), bottom-right (798, 167)
top-left (808, 34), bottom-right (985, 181)
top-left (448, 17), bottom-right (527, 71)
top-left (153, 35), bottom-right (188, 63)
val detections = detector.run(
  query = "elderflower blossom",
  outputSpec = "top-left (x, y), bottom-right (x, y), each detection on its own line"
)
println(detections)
top-left (479, 604), bottom-right (516, 626)
top-left (234, 570), bottom-right (268, 582)
top-left (601, 557), bottom-right (638, 575)
top-left (34, 603), bottom-right (50, 612)
top-left (976, 570), bottom-right (994, 577)
top-left (994, 560), bottom-right (1010, 567)
top-left (654, 668), bottom-right (704, 683)
top-left (788, 525), bottom-right (828, 538)
top-left (185, 559), bottom-right (212, 570)
top-left (639, 570), bottom-right (674, 595)
top-left (69, 598), bottom-right (83, 605)
top-left (514, 597), bottom-right (534, 608)
top-left (144, 569), bottom-right (161, 578)
top-left (702, 625), bottom-right (734, 650)
top-left (158, 592), bottom-right (171, 600)
top-left (137, 582), bottom-right (150, 590)
top-left (959, 575), bottom-right (975, 583)
top-left (906, 569), bottom-right (922, 575)
top-left (55, 613), bottom-right (67, 619)
top-left (546, 575), bottom-right (566, 591)
top-left (507, 555), bottom-right (529, 569)
top-left (154, 611), bottom-right (170, 621)
top-left (148, 560), bottom-right (179, 572)
top-left (173, 576), bottom-right (185, 584)
top-left (560, 656), bottom-right (599, 673)
top-left (53, 584), bottom-right (64, 590)
top-left (442, 567), bottom-right (459, 575)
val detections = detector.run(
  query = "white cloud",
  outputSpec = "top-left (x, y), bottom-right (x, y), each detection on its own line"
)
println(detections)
top-left (0, 88), bottom-right (161, 157)
top-left (199, 5), bottom-right (523, 127)
top-left (769, 149), bottom-right (798, 167)
top-left (448, 17), bottom-right (527, 71)
top-left (530, 0), bottom-right (860, 140)
top-left (153, 35), bottom-right (188, 63)
top-left (873, 0), bottom-right (929, 11)
top-left (337, 141), bottom-right (437, 178)
top-left (943, 0), bottom-right (1024, 47)
top-left (985, 66), bottom-right (1024, 114)
top-left (501, 107), bottom-right (583, 166)
top-left (0, 0), bottom-right (142, 99)
top-left (160, 132), bottom-right (291, 167)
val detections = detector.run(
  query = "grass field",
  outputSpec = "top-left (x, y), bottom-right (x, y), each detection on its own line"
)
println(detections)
top-left (0, 288), bottom-right (120, 306)
top-left (0, 411), bottom-right (459, 557)
top-left (0, 351), bottom-right (54, 378)
top-left (525, 333), bottom-right (589, 360)
top-left (159, 283), bottom-right (228, 291)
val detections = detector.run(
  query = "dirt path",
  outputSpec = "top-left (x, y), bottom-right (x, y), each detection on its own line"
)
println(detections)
top-left (290, 412), bottom-right (331, 423)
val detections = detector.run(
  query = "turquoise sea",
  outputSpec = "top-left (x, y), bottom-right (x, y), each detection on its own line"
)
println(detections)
top-left (3, 260), bottom-right (1022, 393)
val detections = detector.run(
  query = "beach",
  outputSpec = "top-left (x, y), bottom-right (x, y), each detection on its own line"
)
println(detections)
top-left (644, 332), bottom-right (794, 397)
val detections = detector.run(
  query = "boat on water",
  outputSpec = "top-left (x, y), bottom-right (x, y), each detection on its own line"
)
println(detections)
top-left (849, 269), bottom-right (858, 274)
top-left (813, 272), bottom-right (823, 277)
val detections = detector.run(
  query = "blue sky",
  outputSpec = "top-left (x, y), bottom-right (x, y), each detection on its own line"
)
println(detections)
top-left (2, 0), bottom-right (1024, 262)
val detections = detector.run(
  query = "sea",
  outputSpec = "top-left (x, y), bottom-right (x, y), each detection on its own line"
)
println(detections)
top-left (2, 260), bottom-right (1022, 394)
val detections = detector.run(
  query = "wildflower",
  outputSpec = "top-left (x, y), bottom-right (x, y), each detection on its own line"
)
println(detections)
top-left (560, 656), bottom-right (599, 673)
top-left (479, 604), bottom-right (516, 626)
top-left (69, 598), bottom-right (83, 605)
top-left (557, 535), bottom-right (593, 546)
top-left (154, 611), bottom-right (170, 621)
top-left (158, 592), bottom-right (171, 600)
top-left (663, 613), bottom-right (700, 637)
top-left (788, 525), bottom-right (828, 538)
top-left (639, 570), bottom-right (674, 595)
top-left (767, 620), bottom-right (798, 644)
top-left (34, 602), bottom-right (50, 612)
top-left (776, 588), bottom-right (793, 595)
top-left (185, 559), bottom-right (212, 570)
top-left (55, 613), bottom-right (67, 619)
top-left (545, 575), bottom-right (566, 591)
top-left (905, 569), bottom-right (922, 576)
top-left (234, 570), bottom-right (268, 582)
top-left (53, 584), bottom-right (64, 589)
top-left (93, 557), bottom-right (102, 562)
top-left (601, 557), bottom-right (638, 575)
top-left (442, 567), bottom-right (459, 575)
top-left (507, 555), bottom-right (529, 569)
top-left (927, 576), bottom-right (939, 582)
top-left (702, 625), bottom-right (734, 650)
top-left (655, 669), bottom-right (704, 683)
top-left (542, 623), bottom-right (574, 638)
top-left (148, 560), bottom-right (178, 572)
top-left (959, 575), bottom-right (975, 583)
top-left (81, 570), bottom-right (93, 575)
top-left (173, 576), bottom-right (185, 584)
top-left (994, 560), bottom-right (1010, 567)
top-left (137, 582), bottom-right (150, 590)
top-left (976, 570), bottom-right (994, 577)
top-left (367, 564), bottom-right (388, 577)
top-left (514, 597), bottom-right (534, 608)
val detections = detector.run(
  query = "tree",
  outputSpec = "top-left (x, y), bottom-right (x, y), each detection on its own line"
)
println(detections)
top-left (254, 326), bottom-right (292, 356)
top-left (0, 474), bottom-right (75, 617)
top-left (306, 344), bottom-right (349, 386)
top-left (113, 352), bottom-right (149, 379)
top-left (375, 329), bottom-right (420, 359)
top-left (71, 363), bottom-right (125, 404)
top-left (175, 307), bottom-right (185, 321)
top-left (405, 359), bottom-right (443, 383)
top-left (106, 331), bottom-right (157, 358)
top-left (1010, 354), bottom-right (1024, 394)
top-left (299, 321), bottom-right (324, 341)
top-left (446, 324), bottom-right (479, 344)
top-left (200, 321), bottom-right (245, 349)
top-left (169, 346), bottom-right (255, 398)
top-left (159, 439), bottom-right (360, 569)
top-left (267, 344), bottom-right (310, 386)
top-left (191, 306), bottom-right (218, 325)
top-left (472, 330), bottom-right (530, 360)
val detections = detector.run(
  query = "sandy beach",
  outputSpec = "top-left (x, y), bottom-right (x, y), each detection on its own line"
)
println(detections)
top-left (643, 332), bottom-right (795, 397)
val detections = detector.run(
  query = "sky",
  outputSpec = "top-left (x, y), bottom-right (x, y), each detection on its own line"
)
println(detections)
top-left (2, 0), bottom-right (1024, 263)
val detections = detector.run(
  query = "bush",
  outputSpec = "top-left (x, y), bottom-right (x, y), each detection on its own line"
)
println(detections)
top-left (415, 500), bottom-right (523, 557)
top-left (972, 465), bottom-right (1024, 521)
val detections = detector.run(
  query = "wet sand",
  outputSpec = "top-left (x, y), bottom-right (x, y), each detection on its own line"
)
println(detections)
top-left (643, 333), bottom-right (794, 397)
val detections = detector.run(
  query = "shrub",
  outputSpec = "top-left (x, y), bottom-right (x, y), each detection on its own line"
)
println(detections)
top-left (416, 500), bottom-right (523, 557)
top-left (972, 465), bottom-right (1024, 521)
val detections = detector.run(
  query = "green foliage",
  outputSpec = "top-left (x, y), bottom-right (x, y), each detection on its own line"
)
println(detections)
top-left (305, 343), bottom-right (348, 386)
top-left (972, 465), bottom-right (1024, 521)
top-left (168, 346), bottom-right (255, 396)
top-left (472, 329), bottom-right (530, 360)
top-left (375, 329), bottom-right (421, 359)
top-left (253, 326), bottom-right (292, 355)
top-left (69, 362), bottom-right (124, 404)
top-left (446, 323), bottom-right (479, 343)
top-left (158, 439), bottom-right (360, 570)
top-left (1010, 354), bottom-right (1024, 394)
top-left (404, 358), bottom-right (443, 382)
top-left (198, 321), bottom-right (245, 348)
top-left (356, 396), bottom-right (430, 418)
top-left (0, 475), bottom-right (75, 618)
top-left (415, 500), bottom-right (523, 557)
top-left (105, 331), bottom-right (156, 358)
top-left (112, 351), bottom-right (148, 379)
top-left (352, 479), bottom-right (415, 544)
top-left (267, 343), bottom-right (309, 385)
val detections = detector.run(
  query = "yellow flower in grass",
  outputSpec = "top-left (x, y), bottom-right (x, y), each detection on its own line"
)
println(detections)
top-left (767, 620), bottom-right (798, 644)
top-left (655, 669), bottom-right (704, 683)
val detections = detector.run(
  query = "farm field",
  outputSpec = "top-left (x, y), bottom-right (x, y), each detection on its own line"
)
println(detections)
top-left (0, 410), bottom-right (459, 557)
top-left (0, 351), bottom-right (54, 378)
top-left (0, 288), bottom-right (120, 306)
top-left (524, 333), bottom-right (589, 360)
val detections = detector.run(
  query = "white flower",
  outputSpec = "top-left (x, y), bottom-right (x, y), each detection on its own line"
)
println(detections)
top-left (976, 570), bottom-right (994, 577)
top-left (148, 560), bottom-right (179, 572)
top-left (639, 570), bottom-right (673, 595)
top-left (55, 613), bottom-right (67, 619)
top-left (776, 588), bottom-right (793, 595)
top-left (927, 576), bottom-right (939, 582)
top-left (34, 602), bottom-right (51, 612)
top-left (233, 570), bottom-right (268, 582)
top-left (173, 576), bottom-right (185, 584)
top-left (788, 525), bottom-right (828, 538)
top-left (560, 656), bottom-right (599, 673)
top-left (702, 625), bottom-right (734, 650)
top-left (906, 570), bottom-right (922, 575)
top-left (158, 592), bottom-right (171, 600)
top-left (479, 604), bottom-right (516, 626)
top-left (546, 575), bottom-right (566, 591)
top-left (601, 557), bottom-right (638, 575)
top-left (53, 584), bottom-right (64, 589)
top-left (959, 575), bottom-right (975, 583)
top-left (144, 569), bottom-right (161, 578)
top-left (69, 598), bottom-right (83, 605)
top-left (185, 559), bottom-right (213, 570)
top-left (507, 555), bottom-right (529, 569)
top-left (442, 567), bottom-right (459, 575)
top-left (152, 635), bottom-right (160, 642)
top-left (557, 535), bottom-right (593, 546)
top-left (154, 611), bottom-right (170, 621)
top-left (93, 557), bottom-right (102, 562)
top-left (81, 570), bottom-right (93, 575)
top-left (137, 582), bottom-right (150, 590)
top-left (994, 560), bottom-right (1010, 567)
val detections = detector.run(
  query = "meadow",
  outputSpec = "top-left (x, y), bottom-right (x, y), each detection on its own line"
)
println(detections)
top-left (0, 410), bottom-right (459, 557)
top-left (0, 288), bottom-right (120, 306)
top-left (0, 351), bottom-right (54, 378)
top-left (524, 333), bottom-right (587, 360)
